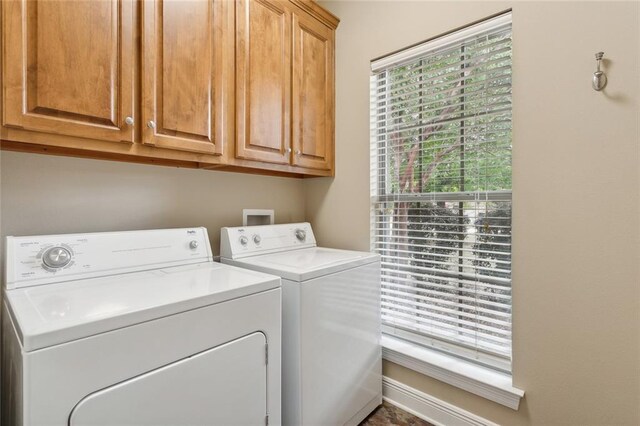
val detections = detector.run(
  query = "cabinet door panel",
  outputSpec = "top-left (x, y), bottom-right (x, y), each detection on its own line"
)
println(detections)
top-left (292, 12), bottom-right (334, 171)
top-left (2, 0), bottom-right (135, 143)
top-left (142, 0), bottom-right (230, 155)
top-left (236, 0), bottom-right (291, 164)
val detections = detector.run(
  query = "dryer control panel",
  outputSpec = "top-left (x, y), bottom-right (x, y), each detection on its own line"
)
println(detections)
top-left (220, 223), bottom-right (316, 259)
top-left (5, 228), bottom-right (213, 289)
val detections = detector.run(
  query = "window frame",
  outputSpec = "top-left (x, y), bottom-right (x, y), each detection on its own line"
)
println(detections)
top-left (370, 12), bottom-right (513, 373)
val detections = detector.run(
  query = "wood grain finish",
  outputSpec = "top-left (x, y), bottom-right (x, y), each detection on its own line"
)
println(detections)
top-left (1, 0), bottom-right (339, 178)
top-left (142, 0), bottom-right (232, 155)
top-left (289, 0), bottom-right (339, 29)
top-left (236, 0), bottom-right (291, 164)
top-left (291, 10), bottom-right (334, 170)
top-left (2, 0), bottom-right (135, 142)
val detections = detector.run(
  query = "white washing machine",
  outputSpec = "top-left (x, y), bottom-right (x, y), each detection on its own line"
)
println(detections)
top-left (2, 227), bottom-right (281, 426)
top-left (220, 223), bottom-right (381, 426)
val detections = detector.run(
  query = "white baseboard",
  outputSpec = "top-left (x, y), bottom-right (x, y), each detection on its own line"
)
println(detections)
top-left (382, 376), bottom-right (499, 426)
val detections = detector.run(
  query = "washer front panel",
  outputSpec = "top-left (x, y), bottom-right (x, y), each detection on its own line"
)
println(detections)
top-left (21, 288), bottom-right (282, 425)
top-left (70, 333), bottom-right (267, 426)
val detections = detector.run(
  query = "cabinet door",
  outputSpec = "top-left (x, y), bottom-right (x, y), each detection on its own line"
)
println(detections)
top-left (2, 0), bottom-right (135, 143)
top-left (236, 0), bottom-right (291, 164)
top-left (141, 0), bottom-right (231, 155)
top-left (291, 11), bottom-right (334, 171)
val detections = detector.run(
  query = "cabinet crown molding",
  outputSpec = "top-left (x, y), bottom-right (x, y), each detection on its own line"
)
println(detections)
top-left (290, 0), bottom-right (340, 28)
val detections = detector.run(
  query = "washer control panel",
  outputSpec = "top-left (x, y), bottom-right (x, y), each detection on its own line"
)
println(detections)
top-left (5, 228), bottom-right (213, 289)
top-left (294, 228), bottom-right (306, 242)
top-left (220, 222), bottom-right (316, 259)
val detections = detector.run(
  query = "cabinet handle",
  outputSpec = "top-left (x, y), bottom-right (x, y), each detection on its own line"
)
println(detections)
top-left (285, 148), bottom-right (292, 154)
top-left (295, 150), bottom-right (301, 156)
top-left (124, 116), bottom-right (134, 126)
top-left (147, 120), bottom-right (156, 129)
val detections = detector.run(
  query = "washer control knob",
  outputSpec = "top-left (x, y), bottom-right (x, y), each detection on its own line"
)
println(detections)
top-left (189, 240), bottom-right (199, 250)
top-left (239, 235), bottom-right (249, 246)
top-left (294, 229), bottom-right (306, 242)
top-left (42, 246), bottom-right (72, 269)
top-left (253, 234), bottom-right (261, 245)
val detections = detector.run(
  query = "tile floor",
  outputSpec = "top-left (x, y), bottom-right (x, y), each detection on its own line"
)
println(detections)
top-left (359, 401), bottom-right (435, 426)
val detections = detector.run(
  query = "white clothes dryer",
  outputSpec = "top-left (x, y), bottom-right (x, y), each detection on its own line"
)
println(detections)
top-left (220, 223), bottom-right (381, 426)
top-left (2, 227), bottom-right (281, 426)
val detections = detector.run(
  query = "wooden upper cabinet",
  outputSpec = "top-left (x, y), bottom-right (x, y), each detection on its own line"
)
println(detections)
top-left (235, 0), bottom-right (291, 164)
top-left (291, 10), bottom-right (334, 171)
top-left (1, 0), bottom-right (339, 176)
top-left (2, 0), bottom-right (135, 143)
top-left (141, 0), bottom-right (232, 155)
top-left (235, 0), bottom-right (336, 172)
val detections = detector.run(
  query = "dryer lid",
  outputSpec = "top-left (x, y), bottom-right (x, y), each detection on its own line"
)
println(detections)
top-left (225, 247), bottom-right (379, 282)
top-left (5, 262), bottom-right (280, 352)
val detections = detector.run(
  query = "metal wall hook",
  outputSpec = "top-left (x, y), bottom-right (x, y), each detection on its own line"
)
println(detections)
top-left (592, 52), bottom-right (607, 91)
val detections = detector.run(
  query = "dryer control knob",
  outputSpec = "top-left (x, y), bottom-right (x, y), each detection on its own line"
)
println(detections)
top-left (294, 229), bottom-right (306, 242)
top-left (239, 235), bottom-right (249, 246)
top-left (42, 246), bottom-right (72, 269)
top-left (253, 234), bottom-right (261, 245)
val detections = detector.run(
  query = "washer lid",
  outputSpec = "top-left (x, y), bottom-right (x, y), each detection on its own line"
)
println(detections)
top-left (224, 247), bottom-right (379, 282)
top-left (5, 262), bottom-right (280, 352)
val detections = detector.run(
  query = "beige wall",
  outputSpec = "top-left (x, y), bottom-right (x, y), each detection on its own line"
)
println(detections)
top-left (1, 2), bottom-right (638, 424)
top-left (0, 151), bottom-right (305, 254)
top-left (308, 1), bottom-right (640, 425)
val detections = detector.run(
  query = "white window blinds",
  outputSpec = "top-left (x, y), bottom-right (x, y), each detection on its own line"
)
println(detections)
top-left (370, 13), bottom-right (512, 371)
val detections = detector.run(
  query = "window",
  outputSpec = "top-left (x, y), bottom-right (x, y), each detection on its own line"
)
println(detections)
top-left (370, 13), bottom-right (512, 372)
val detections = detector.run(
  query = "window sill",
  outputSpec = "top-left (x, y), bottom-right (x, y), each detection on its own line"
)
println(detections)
top-left (382, 335), bottom-right (525, 410)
